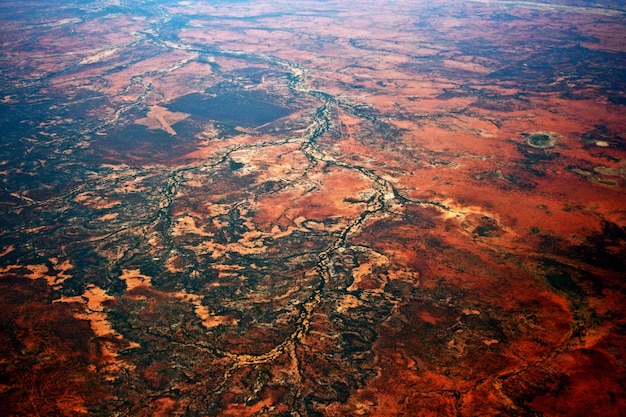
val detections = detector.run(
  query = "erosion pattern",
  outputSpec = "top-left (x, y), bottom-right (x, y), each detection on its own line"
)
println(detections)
top-left (1, 0), bottom-right (625, 415)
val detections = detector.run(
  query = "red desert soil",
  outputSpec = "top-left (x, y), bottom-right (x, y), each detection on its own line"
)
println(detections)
top-left (0, 0), bottom-right (625, 415)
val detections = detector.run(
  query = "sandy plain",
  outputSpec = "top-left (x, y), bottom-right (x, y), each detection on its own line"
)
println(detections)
top-left (0, 0), bottom-right (625, 416)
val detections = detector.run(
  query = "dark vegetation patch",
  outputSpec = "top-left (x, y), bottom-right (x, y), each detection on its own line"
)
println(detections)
top-left (580, 124), bottom-right (625, 150)
top-left (567, 221), bottom-right (626, 272)
top-left (88, 118), bottom-right (203, 165)
top-left (487, 45), bottom-right (626, 103)
top-left (528, 133), bottom-right (553, 148)
top-left (167, 90), bottom-right (293, 128)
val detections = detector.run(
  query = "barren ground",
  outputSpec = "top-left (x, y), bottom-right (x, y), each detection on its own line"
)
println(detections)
top-left (0, 0), bottom-right (625, 415)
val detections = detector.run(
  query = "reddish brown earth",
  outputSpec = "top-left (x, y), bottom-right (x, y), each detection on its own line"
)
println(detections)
top-left (0, 0), bottom-right (625, 416)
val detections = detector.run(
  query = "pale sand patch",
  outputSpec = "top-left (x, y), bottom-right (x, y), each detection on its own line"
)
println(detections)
top-left (55, 285), bottom-right (138, 379)
top-left (0, 263), bottom-right (51, 283)
top-left (79, 47), bottom-right (120, 65)
top-left (387, 267), bottom-right (420, 283)
top-left (348, 251), bottom-right (390, 292)
top-left (96, 212), bottom-right (120, 221)
top-left (54, 17), bottom-right (82, 26)
top-left (165, 255), bottom-right (185, 273)
top-left (113, 181), bottom-right (149, 194)
top-left (119, 268), bottom-right (152, 291)
top-left (212, 263), bottom-right (245, 280)
top-left (176, 291), bottom-right (237, 329)
top-left (439, 198), bottom-right (513, 235)
top-left (49, 257), bottom-right (73, 285)
top-left (74, 192), bottom-right (121, 209)
top-left (172, 215), bottom-right (212, 237)
top-left (10, 192), bottom-right (34, 203)
top-left (0, 245), bottom-right (14, 258)
top-left (336, 294), bottom-right (363, 313)
top-left (55, 285), bottom-right (115, 334)
top-left (55, 285), bottom-right (141, 343)
top-left (100, 164), bottom-right (129, 171)
top-left (194, 228), bottom-right (267, 259)
top-left (0, 259), bottom-right (74, 286)
top-left (197, 240), bottom-right (268, 259)
top-left (204, 202), bottom-right (232, 217)
top-left (135, 105), bottom-right (189, 135)
top-left (442, 59), bottom-right (491, 74)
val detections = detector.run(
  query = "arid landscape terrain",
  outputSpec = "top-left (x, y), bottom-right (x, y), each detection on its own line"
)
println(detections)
top-left (1, 0), bottom-right (625, 415)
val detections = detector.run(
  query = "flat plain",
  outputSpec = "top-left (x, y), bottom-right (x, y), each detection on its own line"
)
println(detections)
top-left (0, 0), bottom-right (625, 415)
